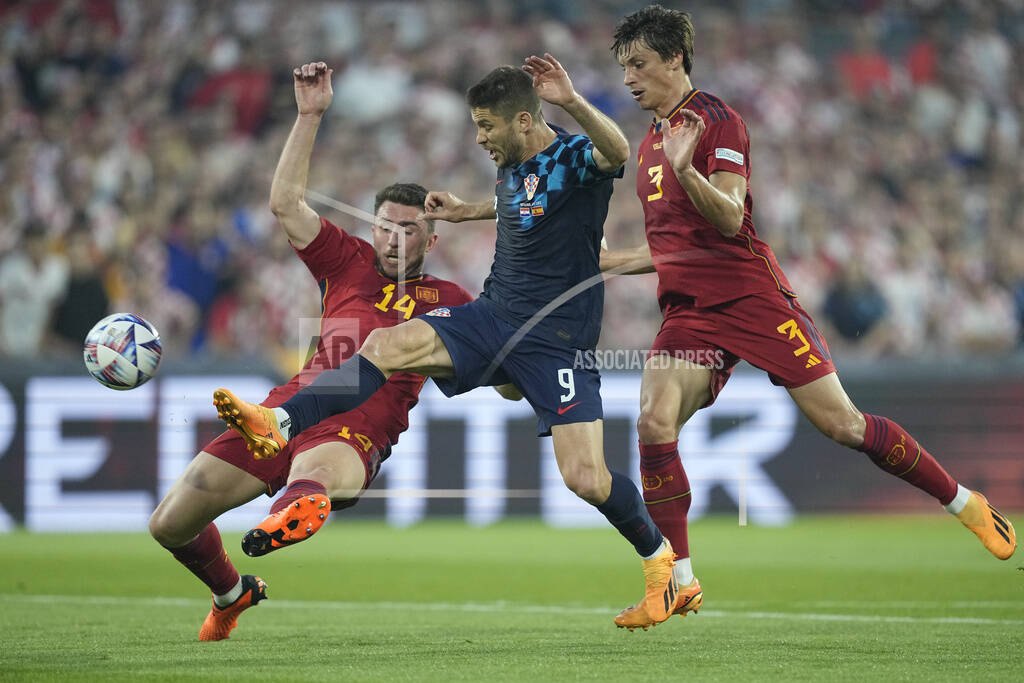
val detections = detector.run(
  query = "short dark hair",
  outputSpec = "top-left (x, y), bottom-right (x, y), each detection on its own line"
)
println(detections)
top-left (612, 4), bottom-right (695, 75)
top-left (374, 182), bottom-right (435, 233)
top-left (466, 66), bottom-right (541, 122)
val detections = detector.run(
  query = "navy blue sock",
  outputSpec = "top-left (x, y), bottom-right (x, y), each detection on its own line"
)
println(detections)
top-left (596, 471), bottom-right (664, 557)
top-left (280, 354), bottom-right (386, 436)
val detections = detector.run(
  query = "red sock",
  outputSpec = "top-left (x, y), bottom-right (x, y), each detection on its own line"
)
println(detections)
top-left (858, 413), bottom-right (957, 505)
top-left (270, 478), bottom-right (328, 515)
top-left (167, 523), bottom-right (239, 595)
top-left (639, 441), bottom-right (691, 558)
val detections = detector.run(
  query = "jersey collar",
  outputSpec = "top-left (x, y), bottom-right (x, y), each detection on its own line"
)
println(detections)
top-left (508, 124), bottom-right (567, 174)
top-left (374, 267), bottom-right (426, 284)
top-left (652, 89), bottom-right (701, 129)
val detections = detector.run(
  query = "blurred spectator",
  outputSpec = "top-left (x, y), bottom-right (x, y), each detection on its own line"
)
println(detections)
top-left (51, 222), bottom-right (110, 349)
top-left (1, 0), bottom-right (1022, 364)
top-left (207, 272), bottom-right (284, 360)
top-left (822, 258), bottom-right (889, 351)
top-left (939, 253), bottom-right (1020, 353)
top-left (836, 24), bottom-right (893, 99)
top-left (0, 224), bottom-right (68, 355)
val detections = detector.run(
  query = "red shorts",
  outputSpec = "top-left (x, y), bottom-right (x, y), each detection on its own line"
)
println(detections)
top-left (203, 407), bottom-right (390, 511)
top-left (651, 290), bottom-right (836, 406)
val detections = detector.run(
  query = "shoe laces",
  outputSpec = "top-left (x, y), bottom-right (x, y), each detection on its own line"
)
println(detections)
top-left (642, 552), bottom-right (674, 591)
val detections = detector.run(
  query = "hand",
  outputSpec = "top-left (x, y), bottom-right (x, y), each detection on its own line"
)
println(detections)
top-left (293, 61), bottom-right (333, 117)
top-left (493, 383), bottom-right (524, 401)
top-left (420, 191), bottom-right (468, 223)
top-left (522, 53), bottom-right (576, 107)
top-left (661, 109), bottom-right (706, 173)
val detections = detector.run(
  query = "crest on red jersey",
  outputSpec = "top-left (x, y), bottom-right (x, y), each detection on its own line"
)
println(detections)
top-left (416, 286), bottom-right (439, 304)
top-left (524, 173), bottom-right (540, 201)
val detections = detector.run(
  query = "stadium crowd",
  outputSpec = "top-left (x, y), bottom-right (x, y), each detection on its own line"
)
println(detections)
top-left (1, 0), bottom-right (1023, 372)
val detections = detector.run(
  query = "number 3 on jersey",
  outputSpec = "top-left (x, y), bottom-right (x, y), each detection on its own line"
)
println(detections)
top-left (374, 284), bottom-right (416, 319)
top-left (647, 164), bottom-right (664, 202)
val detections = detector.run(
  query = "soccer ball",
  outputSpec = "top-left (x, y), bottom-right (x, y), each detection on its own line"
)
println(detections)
top-left (83, 313), bottom-right (163, 390)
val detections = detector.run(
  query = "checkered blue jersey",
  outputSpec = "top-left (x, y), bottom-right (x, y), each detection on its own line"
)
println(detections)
top-left (479, 126), bottom-right (624, 350)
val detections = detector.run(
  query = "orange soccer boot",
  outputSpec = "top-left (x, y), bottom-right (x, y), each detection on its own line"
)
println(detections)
top-left (242, 494), bottom-right (331, 557)
top-left (671, 577), bottom-right (703, 618)
top-left (213, 388), bottom-right (287, 459)
top-left (957, 491), bottom-right (1016, 560)
top-left (198, 574), bottom-right (267, 641)
top-left (614, 540), bottom-right (678, 631)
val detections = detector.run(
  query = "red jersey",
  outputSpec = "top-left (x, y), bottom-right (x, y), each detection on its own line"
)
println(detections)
top-left (637, 89), bottom-right (795, 313)
top-left (264, 218), bottom-right (473, 447)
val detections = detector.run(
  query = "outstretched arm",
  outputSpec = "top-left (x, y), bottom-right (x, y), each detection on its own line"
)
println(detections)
top-left (268, 62), bottom-right (334, 249)
top-left (420, 191), bottom-right (496, 223)
top-left (523, 53), bottom-right (629, 172)
top-left (600, 243), bottom-right (655, 275)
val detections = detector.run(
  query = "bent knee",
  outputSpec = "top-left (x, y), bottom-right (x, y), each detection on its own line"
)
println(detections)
top-left (148, 507), bottom-right (182, 548)
top-left (360, 326), bottom-right (422, 372)
top-left (359, 327), bottom-right (397, 362)
top-left (636, 411), bottom-right (678, 444)
top-left (561, 466), bottom-right (610, 504)
top-left (818, 414), bottom-right (865, 448)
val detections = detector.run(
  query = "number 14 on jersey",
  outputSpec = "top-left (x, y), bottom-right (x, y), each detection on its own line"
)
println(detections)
top-left (374, 284), bottom-right (417, 320)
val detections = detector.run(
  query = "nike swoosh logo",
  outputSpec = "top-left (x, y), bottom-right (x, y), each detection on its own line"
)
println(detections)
top-left (557, 402), bottom-right (581, 415)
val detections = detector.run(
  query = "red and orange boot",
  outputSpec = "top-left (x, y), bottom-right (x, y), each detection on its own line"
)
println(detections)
top-left (672, 577), bottom-right (703, 618)
top-left (198, 574), bottom-right (267, 642)
top-left (242, 494), bottom-right (331, 557)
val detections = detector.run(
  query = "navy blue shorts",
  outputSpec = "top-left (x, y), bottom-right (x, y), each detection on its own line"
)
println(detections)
top-left (418, 298), bottom-right (602, 436)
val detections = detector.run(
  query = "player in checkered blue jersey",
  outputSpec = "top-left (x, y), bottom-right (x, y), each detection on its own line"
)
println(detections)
top-left (216, 55), bottom-right (685, 627)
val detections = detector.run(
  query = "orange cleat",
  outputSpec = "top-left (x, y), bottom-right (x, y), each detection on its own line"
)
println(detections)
top-left (671, 577), bottom-right (703, 618)
top-left (614, 540), bottom-right (677, 631)
top-left (957, 491), bottom-right (1016, 560)
top-left (198, 574), bottom-right (267, 642)
top-left (213, 388), bottom-right (287, 459)
top-left (242, 494), bottom-right (331, 557)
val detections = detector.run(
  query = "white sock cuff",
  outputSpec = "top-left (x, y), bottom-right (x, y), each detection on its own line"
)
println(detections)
top-left (641, 539), bottom-right (668, 561)
top-left (213, 577), bottom-right (244, 607)
top-left (673, 557), bottom-right (695, 586)
top-left (943, 484), bottom-right (971, 515)
top-left (272, 407), bottom-right (291, 440)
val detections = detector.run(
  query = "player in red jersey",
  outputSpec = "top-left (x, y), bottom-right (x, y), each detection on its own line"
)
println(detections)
top-left (148, 62), bottom-right (481, 641)
top-left (600, 6), bottom-right (1016, 630)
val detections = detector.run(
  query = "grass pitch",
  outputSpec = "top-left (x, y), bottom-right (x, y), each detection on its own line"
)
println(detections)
top-left (1, 516), bottom-right (1021, 682)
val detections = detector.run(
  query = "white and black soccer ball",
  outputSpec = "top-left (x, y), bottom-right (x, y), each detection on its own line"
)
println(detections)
top-left (83, 313), bottom-right (163, 390)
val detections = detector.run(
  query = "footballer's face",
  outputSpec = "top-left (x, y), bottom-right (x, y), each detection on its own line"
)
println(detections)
top-left (620, 42), bottom-right (685, 119)
top-left (472, 107), bottom-right (527, 168)
top-left (372, 201), bottom-right (438, 280)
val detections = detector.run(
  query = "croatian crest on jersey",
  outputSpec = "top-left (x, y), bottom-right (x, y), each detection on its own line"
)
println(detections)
top-left (416, 286), bottom-right (439, 304)
top-left (425, 307), bottom-right (451, 317)
top-left (524, 173), bottom-right (540, 201)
